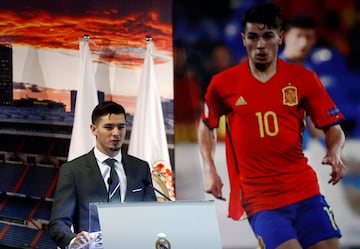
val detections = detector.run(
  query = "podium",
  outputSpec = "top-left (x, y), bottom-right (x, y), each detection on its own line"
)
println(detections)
top-left (90, 200), bottom-right (222, 249)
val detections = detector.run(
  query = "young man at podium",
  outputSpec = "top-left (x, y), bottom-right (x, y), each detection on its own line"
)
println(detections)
top-left (48, 101), bottom-right (156, 249)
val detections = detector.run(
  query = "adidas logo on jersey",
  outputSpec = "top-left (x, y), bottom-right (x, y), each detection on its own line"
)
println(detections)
top-left (235, 96), bottom-right (247, 106)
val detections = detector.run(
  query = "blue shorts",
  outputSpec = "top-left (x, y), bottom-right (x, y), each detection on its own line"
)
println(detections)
top-left (248, 194), bottom-right (341, 249)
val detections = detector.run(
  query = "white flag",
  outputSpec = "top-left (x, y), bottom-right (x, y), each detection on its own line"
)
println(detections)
top-left (128, 38), bottom-right (175, 200)
top-left (68, 38), bottom-right (98, 161)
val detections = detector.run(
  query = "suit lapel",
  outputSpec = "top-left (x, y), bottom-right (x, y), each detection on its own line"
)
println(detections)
top-left (121, 154), bottom-right (134, 199)
top-left (121, 153), bottom-right (130, 176)
top-left (86, 150), bottom-right (108, 201)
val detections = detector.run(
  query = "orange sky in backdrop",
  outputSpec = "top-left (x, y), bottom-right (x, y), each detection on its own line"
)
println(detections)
top-left (0, 1), bottom-right (172, 69)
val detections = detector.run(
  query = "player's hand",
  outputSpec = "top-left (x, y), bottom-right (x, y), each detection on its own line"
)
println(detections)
top-left (204, 166), bottom-right (226, 201)
top-left (322, 155), bottom-right (346, 185)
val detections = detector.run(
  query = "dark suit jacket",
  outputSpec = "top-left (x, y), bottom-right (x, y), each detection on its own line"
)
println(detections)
top-left (48, 149), bottom-right (156, 248)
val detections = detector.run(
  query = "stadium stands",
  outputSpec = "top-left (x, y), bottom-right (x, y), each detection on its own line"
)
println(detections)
top-left (17, 166), bottom-right (58, 199)
top-left (0, 223), bottom-right (56, 249)
top-left (0, 163), bottom-right (26, 194)
top-left (0, 161), bottom-right (58, 248)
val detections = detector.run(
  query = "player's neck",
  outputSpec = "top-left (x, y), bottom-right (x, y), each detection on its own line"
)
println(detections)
top-left (248, 59), bottom-right (277, 83)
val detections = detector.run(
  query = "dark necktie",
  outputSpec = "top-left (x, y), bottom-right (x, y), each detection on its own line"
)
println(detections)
top-left (105, 158), bottom-right (120, 201)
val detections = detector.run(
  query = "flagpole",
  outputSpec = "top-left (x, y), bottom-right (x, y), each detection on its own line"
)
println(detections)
top-left (128, 36), bottom-right (175, 200)
top-left (79, 34), bottom-right (96, 45)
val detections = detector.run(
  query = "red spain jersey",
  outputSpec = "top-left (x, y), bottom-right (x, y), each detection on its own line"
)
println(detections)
top-left (202, 58), bottom-right (344, 220)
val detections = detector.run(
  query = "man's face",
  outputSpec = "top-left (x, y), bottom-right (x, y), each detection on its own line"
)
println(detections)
top-left (284, 27), bottom-right (316, 61)
top-left (90, 113), bottom-right (126, 157)
top-left (242, 22), bottom-right (283, 71)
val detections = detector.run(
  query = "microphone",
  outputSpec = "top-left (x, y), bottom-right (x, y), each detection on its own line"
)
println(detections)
top-left (142, 179), bottom-right (172, 201)
top-left (107, 177), bottom-right (113, 203)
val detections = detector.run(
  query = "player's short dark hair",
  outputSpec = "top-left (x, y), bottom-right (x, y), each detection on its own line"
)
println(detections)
top-left (241, 3), bottom-right (283, 31)
top-left (91, 101), bottom-right (126, 124)
top-left (284, 14), bottom-right (316, 31)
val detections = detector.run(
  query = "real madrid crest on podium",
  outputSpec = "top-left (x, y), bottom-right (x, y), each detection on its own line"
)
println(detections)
top-left (155, 233), bottom-right (171, 249)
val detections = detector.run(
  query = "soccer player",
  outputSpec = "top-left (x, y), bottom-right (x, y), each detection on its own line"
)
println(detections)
top-left (198, 3), bottom-right (346, 249)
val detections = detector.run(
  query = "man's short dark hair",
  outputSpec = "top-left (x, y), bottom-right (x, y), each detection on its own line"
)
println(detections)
top-left (241, 3), bottom-right (283, 31)
top-left (91, 101), bottom-right (126, 124)
top-left (284, 14), bottom-right (316, 31)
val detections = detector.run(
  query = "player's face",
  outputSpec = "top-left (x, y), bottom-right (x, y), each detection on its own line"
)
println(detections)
top-left (91, 113), bottom-right (126, 157)
top-left (242, 22), bottom-right (283, 71)
top-left (284, 27), bottom-right (316, 61)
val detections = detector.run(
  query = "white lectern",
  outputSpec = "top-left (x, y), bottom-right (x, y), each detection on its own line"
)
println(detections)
top-left (90, 200), bottom-right (222, 249)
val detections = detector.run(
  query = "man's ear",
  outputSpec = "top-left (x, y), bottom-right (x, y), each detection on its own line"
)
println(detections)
top-left (279, 30), bottom-right (284, 45)
top-left (90, 124), bottom-right (97, 136)
top-left (241, 33), bottom-right (246, 47)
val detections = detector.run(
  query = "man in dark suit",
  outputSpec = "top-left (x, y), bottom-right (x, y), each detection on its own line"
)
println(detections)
top-left (48, 101), bottom-right (157, 249)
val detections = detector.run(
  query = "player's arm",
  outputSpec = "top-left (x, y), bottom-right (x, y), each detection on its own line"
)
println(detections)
top-left (321, 124), bottom-right (346, 185)
top-left (198, 121), bottom-right (224, 199)
top-left (308, 118), bottom-right (325, 138)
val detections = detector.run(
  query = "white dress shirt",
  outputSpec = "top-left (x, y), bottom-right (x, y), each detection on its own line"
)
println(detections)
top-left (94, 147), bottom-right (127, 202)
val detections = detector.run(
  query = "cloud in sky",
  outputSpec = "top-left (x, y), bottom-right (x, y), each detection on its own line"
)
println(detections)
top-left (0, 0), bottom-right (172, 68)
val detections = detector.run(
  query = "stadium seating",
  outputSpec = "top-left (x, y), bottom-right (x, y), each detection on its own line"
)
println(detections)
top-left (0, 223), bottom-right (56, 248)
top-left (0, 162), bottom-right (58, 248)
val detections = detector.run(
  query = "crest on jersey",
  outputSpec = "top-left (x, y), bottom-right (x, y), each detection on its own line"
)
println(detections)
top-left (282, 85), bottom-right (298, 106)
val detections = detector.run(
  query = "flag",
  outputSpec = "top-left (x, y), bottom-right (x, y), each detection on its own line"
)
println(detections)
top-left (68, 37), bottom-right (98, 161)
top-left (128, 38), bottom-right (175, 200)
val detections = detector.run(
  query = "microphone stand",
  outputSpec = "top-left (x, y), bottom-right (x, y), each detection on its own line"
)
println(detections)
top-left (143, 180), bottom-right (172, 201)
top-left (107, 177), bottom-right (113, 203)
